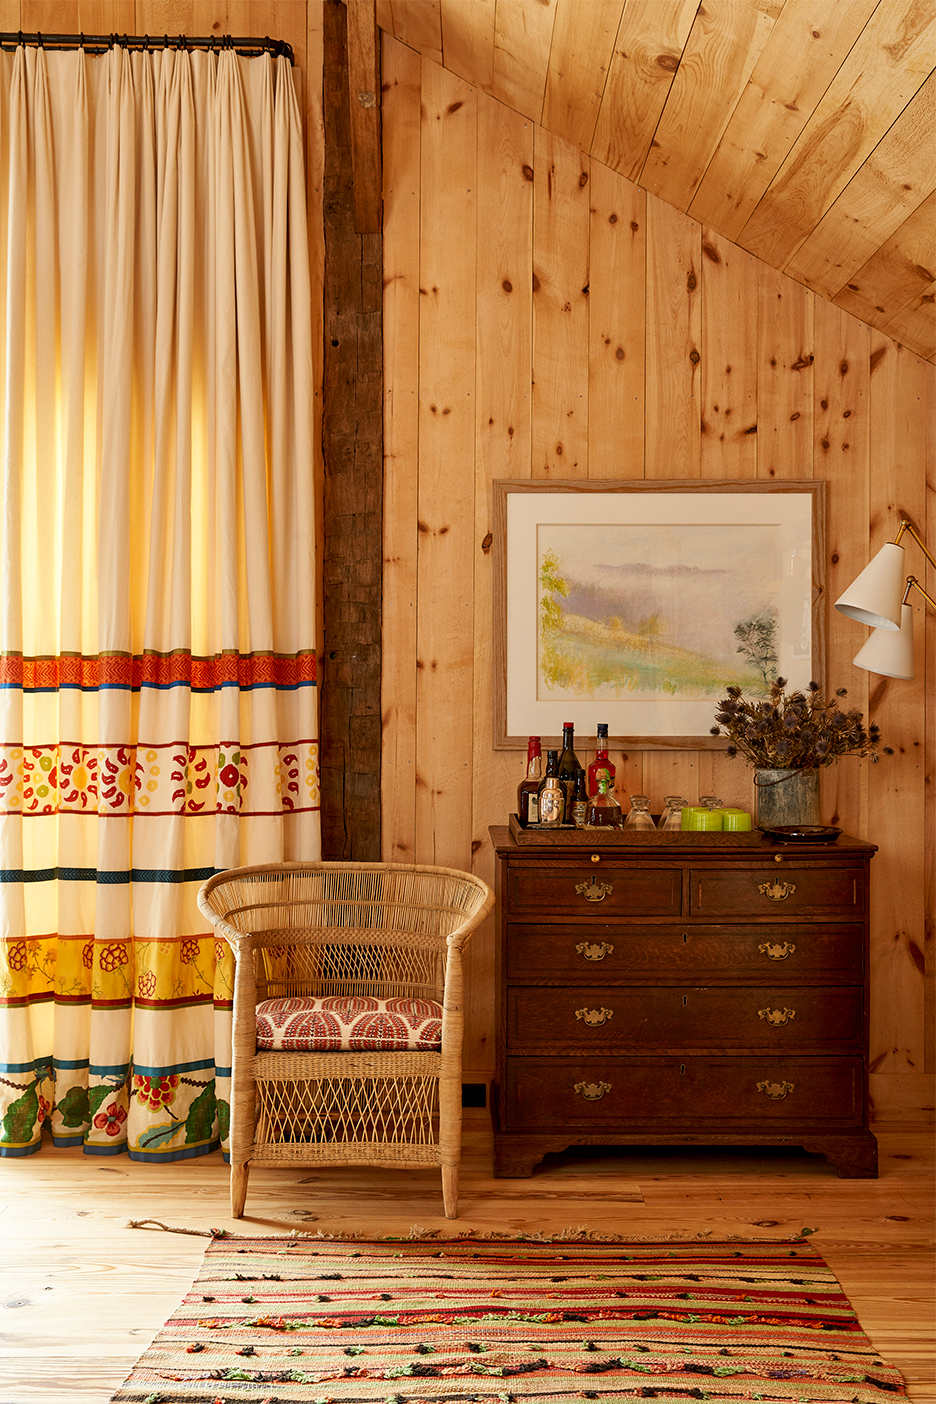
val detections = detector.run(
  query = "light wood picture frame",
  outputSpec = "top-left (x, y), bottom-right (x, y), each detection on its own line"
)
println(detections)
top-left (493, 479), bottom-right (826, 751)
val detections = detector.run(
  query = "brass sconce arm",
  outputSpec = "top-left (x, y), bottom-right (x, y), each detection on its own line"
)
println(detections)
top-left (904, 575), bottom-right (936, 612)
top-left (893, 519), bottom-right (936, 575)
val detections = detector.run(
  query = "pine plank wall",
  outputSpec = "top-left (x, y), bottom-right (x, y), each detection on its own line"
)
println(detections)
top-left (5, 2), bottom-right (933, 1127)
top-left (376, 32), bottom-right (935, 1127)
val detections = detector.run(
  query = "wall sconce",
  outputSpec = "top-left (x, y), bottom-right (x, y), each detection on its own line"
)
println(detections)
top-left (834, 519), bottom-right (935, 679)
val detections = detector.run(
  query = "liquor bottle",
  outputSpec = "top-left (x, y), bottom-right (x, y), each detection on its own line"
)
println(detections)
top-left (570, 768), bottom-right (589, 828)
top-left (585, 771), bottom-right (623, 828)
top-left (517, 736), bottom-right (542, 826)
top-left (556, 722), bottom-right (581, 815)
top-left (587, 722), bottom-right (616, 797)
top-left (537, 749), bottom-right (564, 826)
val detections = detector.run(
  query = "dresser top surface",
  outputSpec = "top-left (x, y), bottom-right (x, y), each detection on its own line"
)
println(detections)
top-left (489, 824), bottom-right (877, 860)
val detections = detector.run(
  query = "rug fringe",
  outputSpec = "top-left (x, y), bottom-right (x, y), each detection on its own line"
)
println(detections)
top-left (290, 1225), bottom-right (804, 1243)
top-left (126, 1219), bottom-right (804, 1244)
top-left (125, 1218), bottom-right (245, 1238)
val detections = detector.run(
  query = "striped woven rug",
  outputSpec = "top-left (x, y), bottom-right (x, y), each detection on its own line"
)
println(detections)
top-left (110, 1234), bottom-right (906, 1404)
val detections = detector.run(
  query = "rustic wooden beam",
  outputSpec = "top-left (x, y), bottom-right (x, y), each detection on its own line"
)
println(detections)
top-left (321, 0), bottom-right (383, 860)
top-left (345, 0), bottom-right (382, 234)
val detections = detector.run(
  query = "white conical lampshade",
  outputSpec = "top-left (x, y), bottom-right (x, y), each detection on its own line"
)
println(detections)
top-left (852, 603), bottom-right (915, 679)
top-left (834, 542), bottom-right (906, 629)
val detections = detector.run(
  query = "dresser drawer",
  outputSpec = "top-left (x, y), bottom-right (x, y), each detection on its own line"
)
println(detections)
top-left (690, 865), bottom-right (865, 919)
top-left (504, 864), bottom-right (681, 918)
top-left (506, 986), bottom-right (862, 1052)
top-left (506, 922), bottom-right (864, 983)
top-left (504, 1056), bottom-right (864, 1129)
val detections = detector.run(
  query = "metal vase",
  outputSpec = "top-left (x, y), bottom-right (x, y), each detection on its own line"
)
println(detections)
top-left (753, 768), bottom-right (820, 830)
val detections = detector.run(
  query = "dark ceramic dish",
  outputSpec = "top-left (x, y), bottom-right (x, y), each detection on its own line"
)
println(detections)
top-left (762, 824), bottom-right (842, 843)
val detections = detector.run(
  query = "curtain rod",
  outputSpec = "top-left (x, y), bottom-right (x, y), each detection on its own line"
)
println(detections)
top-left (0, 32), bottom-right (294, 63)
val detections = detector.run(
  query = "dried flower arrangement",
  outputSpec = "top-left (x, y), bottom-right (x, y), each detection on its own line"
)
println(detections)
top-left (710, 678), bottom-right (892, 770)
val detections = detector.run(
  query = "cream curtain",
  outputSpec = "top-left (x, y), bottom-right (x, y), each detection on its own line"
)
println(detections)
top-left (0, 44), bottom-right (320, 1159)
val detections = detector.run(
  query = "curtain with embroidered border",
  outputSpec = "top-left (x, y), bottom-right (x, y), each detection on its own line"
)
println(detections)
top-left (0, 43), bottom-right (320, 1160)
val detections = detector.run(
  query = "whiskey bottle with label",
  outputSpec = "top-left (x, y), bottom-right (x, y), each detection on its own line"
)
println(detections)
top-left (516, 736), bottom-right (542, 826)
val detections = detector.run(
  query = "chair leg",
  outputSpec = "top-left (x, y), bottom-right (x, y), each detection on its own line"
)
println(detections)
top-left (231, 1162), bottom-right (250, 1218)
top-left (442, 1164), bottom-right (458, 1219)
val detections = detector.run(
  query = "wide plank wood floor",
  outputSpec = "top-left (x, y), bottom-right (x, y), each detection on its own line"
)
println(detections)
top-left (1, 1120), bottom-right (933, 1404)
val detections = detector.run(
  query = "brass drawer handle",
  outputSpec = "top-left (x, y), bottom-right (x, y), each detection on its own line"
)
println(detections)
top-left (575, 1006), bottom-right (614, 1027)
top-left (574, 1080), bottom-right (612, 1101)
top-left (757, 1079), bottom-right (795, 1100)
top-left (575, 877), bottom-right (614, 903)
top-left (576, 940), bottom-right (614, 961)
top-left (758, 880), bottom-right (796, 902)
top-left (758, 1006), bottom-right (796, 1026)
top-left (758, 940), bottom-right (796, 960)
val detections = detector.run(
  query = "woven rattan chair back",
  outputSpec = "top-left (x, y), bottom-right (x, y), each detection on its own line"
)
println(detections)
top-left (198, 862), bottom-right (494, 1219)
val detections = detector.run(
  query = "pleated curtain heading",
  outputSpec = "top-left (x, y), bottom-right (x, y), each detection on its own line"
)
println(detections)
top-left (0, 40), bottom-right (320, 1161)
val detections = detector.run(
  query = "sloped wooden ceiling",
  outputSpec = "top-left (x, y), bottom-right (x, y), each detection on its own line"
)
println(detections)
top-left (375, 0), bottom-right (936, 363)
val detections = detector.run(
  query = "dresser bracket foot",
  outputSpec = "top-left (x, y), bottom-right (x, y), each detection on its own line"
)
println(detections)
top-left (800, 1132), bottom-right (878, 1178)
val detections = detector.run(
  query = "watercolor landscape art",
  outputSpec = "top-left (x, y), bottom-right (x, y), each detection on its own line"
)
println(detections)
top-left (495, 481), bottom-right (821, 747)
top-left (537, 522), bottom-right (780, 703)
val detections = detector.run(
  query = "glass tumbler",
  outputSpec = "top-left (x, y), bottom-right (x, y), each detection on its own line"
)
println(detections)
top-left (624, 795), bottom-right (656, 830)
top-left (659, 796), bottom-right (689, 831)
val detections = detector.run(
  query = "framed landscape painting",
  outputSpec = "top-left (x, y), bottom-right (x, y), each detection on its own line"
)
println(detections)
top-left (492, 479), bottom-right (825, 750)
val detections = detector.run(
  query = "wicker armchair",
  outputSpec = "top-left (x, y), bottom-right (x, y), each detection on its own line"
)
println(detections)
top-left (197, 862), bottom-right (494, 1219)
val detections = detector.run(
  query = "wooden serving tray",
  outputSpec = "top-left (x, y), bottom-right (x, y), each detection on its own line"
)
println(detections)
top-left (507, 814), bottom-right (767, 846)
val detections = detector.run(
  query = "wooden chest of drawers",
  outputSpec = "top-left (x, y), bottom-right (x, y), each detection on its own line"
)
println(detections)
top-left (489, 824), bottom-right (878, 1179)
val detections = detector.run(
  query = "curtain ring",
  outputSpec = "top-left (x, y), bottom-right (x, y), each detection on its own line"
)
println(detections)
top-left (36, 31), bottom-right (43, 47)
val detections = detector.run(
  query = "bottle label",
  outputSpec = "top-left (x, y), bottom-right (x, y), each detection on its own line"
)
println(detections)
top-left (528, 794), bottom-right (539, 824)
top-left (571, 799), bottom-right (587, 828)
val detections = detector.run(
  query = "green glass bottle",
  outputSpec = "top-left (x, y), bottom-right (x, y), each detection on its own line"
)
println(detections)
top-left (556, 721), bottom-right (581, 816)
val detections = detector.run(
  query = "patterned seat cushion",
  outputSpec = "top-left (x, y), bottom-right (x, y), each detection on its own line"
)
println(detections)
top-left (255, 995), bottom-right (443, 1052)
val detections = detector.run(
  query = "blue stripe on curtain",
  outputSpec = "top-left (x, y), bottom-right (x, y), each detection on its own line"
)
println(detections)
top-left (0, 868), bottom-right (220, 884)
